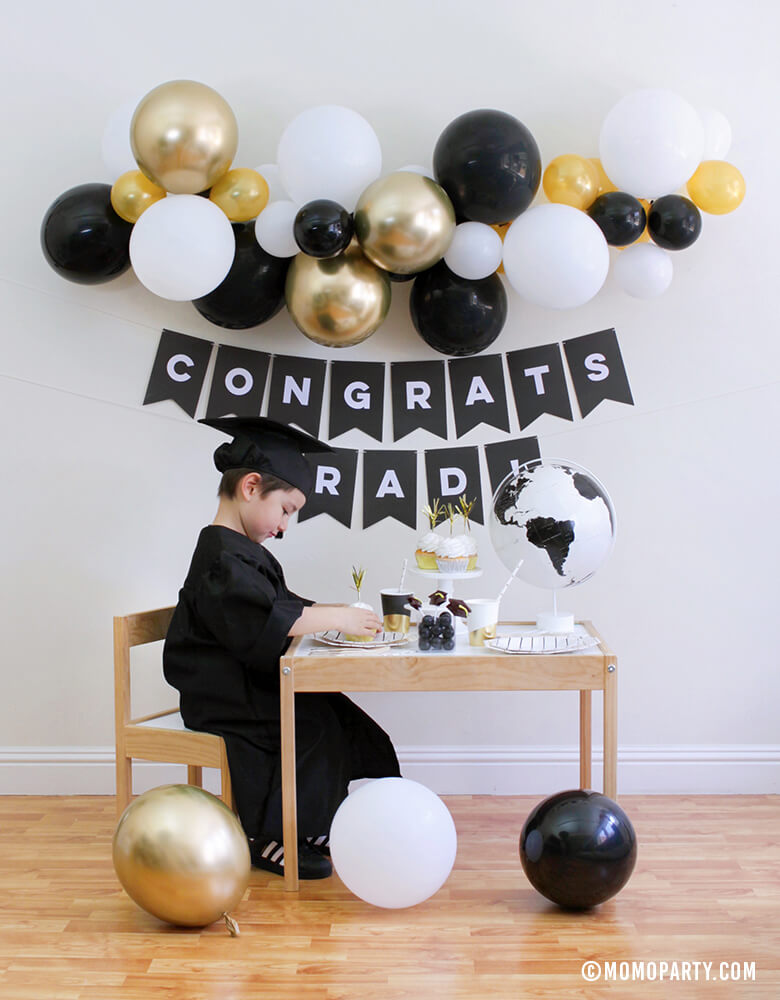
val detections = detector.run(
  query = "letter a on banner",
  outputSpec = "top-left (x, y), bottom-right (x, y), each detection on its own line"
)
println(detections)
top-left (448, 354), bottom-right (511, 437)
top-left (266, 354), bottom-right (326, 437)
top-left (205, 344), bottom-right (270, 418)
top-left (562, 327), bottom-right (635, 417)
top-left (297, 448), bottom-right (357, 527)
top-left (363, 450), bottom-right (417, 528)
top-left (424, 446), bottom-right (483, 524)
top-left (143, 329), bottom-right (213, 417)
top-left (506, 344), bottom-right (573, 429)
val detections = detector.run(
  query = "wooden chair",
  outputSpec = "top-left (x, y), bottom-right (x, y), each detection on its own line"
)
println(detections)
top-left (113, 606), bottom-right (233, 817)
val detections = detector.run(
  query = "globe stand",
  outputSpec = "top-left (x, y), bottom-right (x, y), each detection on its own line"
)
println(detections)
top-left (536, 591), bottom-right (575, 634)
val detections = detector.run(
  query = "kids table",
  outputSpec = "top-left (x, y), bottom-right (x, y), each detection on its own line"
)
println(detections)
top-left (279, 620), bottom-right (617, 891)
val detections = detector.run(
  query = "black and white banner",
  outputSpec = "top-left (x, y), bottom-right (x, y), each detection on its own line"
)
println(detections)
top-left (205, 345), bottom-right (270, 418)
top-left (143, 329), bottom-right (213, 417)
top-left (424, 446), bottom-right (484, 525)
top-left (328, 361), bottom-right (384, 441)
top-left (266, 355), bottom-right (327, 437)
top-left (390, 360), bottom-right (448, 441)
top-left (297, 447), bottom-right (358, 528)
top-left (448, 354), bottom-right (510, 438)
top-left (562, 327), bottom-right (634, 418)
top-left (484, 436), bottom-right (543, 497)
top-left (362, 450), bottom-right (417, 529)
top-left (506, 343), bottom-right (573, 429)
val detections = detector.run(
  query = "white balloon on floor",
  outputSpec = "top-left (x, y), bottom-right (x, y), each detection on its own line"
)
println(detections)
top-left (330, 778), bottom-right (457, 908)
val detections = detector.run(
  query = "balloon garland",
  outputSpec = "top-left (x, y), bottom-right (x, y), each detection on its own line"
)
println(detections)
top-left (41, 81), bottom-right (746, 356)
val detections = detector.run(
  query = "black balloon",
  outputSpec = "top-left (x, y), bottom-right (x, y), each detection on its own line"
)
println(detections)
top-left (587, 192), bottom-right (647, 246)
top-left (519, 790), bottom-right (637, 910)
top-left (648, 195), bottom-right (702, 250)
top-left (293, 199), bottom-right (353, 258)
top-left (192, 222), bottom-right (289, 329)
top-left (410, 260), bottom-right (507, 357)
top-left (40, 183), bottom-right (132, 284)
top-left (433, 109), bottom-right (541, 224)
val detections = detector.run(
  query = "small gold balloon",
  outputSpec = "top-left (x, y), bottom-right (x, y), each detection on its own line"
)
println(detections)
top-left (112, 784), bottom-right (250, 928)
top-left (354, 171), bottom-right (455, 274)
top-left (543, 155), bottom-right (600, 210)
top-left (131, 80), bottom-right (238, 194)
top-left (590, 158), bottom-right (617, 196)
top-left (210, 168), bottom-right (270, 222)
top-left (110, 170), bottom-right (166, 223)
top-left (285, 240), bottom-right (391, 347)
top-left (687, 160), bottom-right (745, 214)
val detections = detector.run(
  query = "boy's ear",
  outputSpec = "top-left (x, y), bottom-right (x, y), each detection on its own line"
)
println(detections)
top-left (239, 472), bottom-right (262, 498)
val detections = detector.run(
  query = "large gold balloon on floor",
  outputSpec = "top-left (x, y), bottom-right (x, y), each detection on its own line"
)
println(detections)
top-left (209, 168), bottom-right (269, 222)
top-left (354, 171), bottom-right (455, 274)
top-left (110, 170), bottom-right (166, 223)
top-left (687, 160), bottom-right (745, 214)
top-left (285, 241), bottom-right (391, 347)
top-left (112, 784), bottom-right (250, 928)
top-left (131, 80), bottom-right (238, 194)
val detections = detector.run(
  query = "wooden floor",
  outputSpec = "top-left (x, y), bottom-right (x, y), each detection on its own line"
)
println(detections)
top-left (0, 795), bottom-right (778, 1000)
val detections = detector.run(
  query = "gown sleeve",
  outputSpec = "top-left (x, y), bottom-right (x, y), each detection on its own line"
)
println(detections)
top-left (193, 550), bottom-right (306, 671)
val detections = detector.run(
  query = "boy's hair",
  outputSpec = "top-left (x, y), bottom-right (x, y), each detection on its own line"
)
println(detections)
top-left (218, 468), bottom-right (295, 499)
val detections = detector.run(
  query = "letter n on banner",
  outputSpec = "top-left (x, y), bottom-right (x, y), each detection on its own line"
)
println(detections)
top-left (424, 446), bottom-right (483, 524)
top-left (484, 436), bottom-right (542, 498)
top-left (562, 327), bottom-right (634, 417)
top-left (266, 355), bottom-right (326, 437)
top-left (363, 450), bottom-right (417, 528)
top-left (506, 344), bottom-right (573, 429)
top-left (205, 345), bottom-right (270, 418)
top-left (329, 360), bottom-right (384, 441)
top-left (143, 329), bottom-right (213, 417)
top-left (297, 448), bottom-right (357, 528)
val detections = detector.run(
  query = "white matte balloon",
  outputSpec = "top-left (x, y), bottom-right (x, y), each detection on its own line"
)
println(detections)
top-left (599, 89), bottom-right (705, 198)
top-left (253, 163), bottom-right (289, 203)
top-left (330, 778), bottom-right (457, 909)
top-left (129, 195), bottom-right (235, 300)
top-left (254, 200), bottom-right (299, 258)
top-left (277, 105), bottom-right (382, 210)
top-left (613, 243), bottom-right (673, 298)
top-left (102, 96), bottom-right (144, 180)
top-left (698, 108), bottom-right (732, 160)
top-left (444, 221), bottom-right (504, 279)
top-left (502, 204), bottom-right (610, 309)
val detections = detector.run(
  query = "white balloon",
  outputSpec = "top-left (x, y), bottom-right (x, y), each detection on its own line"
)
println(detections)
top-left (101, 96), bottom-right (143, 180)
top-left (599, 89), bottom-right (705, 198)
top-left (698, 108), bottom-right (732, 160)
top-left (254, 200), bottom-right (299, 258)
top-left (253, 163), bottom-right (288, 203)
top-left (613, 243), bottom-right (673, 298)
top-left (277, 105), bottom-right (382, 210)
top-left (330, 778), bottom-right (457, 909)
top-left (129, 195), bottom-right (235, 300)
top-left (444, 221), bottom-right (504, 280)
top-left (502, 204), bottom-right (609, 309)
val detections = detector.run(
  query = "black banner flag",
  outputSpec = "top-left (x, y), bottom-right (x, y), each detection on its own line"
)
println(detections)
top-left (506, 344), bottom-right (573, 429)
top-left (424, 446), bottom-right (483, 525)
top-left (390, 361), bottom-right (448, 441)
top-left (143, 329), bottom-right (213, 417)
top-left (448, 354), bottom-right (510, 438)
top-left (484, 436), bottom-right (542, 497)
top-left (329, 361), bottom-right (385, 441)
top-left (266, 354), bottom-right (327, 437)
top-left (363, 450), bottom-right (417, 529)
top-left (562, 327), bottom-right (635, 418)
top-left (205, 345), bottom-right (270, 418)
top-left (297, 448), bottom-right (358, 528)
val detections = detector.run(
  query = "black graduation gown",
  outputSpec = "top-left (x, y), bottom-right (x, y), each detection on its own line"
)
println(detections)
top-left (163, 525), bottom-right (400, 840)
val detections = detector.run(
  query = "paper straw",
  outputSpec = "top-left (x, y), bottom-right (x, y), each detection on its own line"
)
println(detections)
top-left (497, 559), bottom-right (524, 603)
top-left (398, 558), bottom-right (408, 593)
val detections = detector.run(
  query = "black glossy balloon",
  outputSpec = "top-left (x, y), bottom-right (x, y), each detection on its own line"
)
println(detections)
top-left (40, 183), bottom-right (132, 284)
top-left (410, 260), bottom-right (507, 356)
top-left (192, 222), bottom-right (289, 329)
top-left (520, 790), bottom-right (637, 910)
top-left (648, 195), bottom-right (702, 250)
top-left (433, 109), bottom-right (541, 224)
top-left (587, 192), bottom-right (647, 246)
top-left (293, 199), bottom-right (353, 258)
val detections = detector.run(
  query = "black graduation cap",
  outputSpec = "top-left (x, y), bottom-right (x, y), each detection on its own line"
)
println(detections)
top-left (199, 416), bottom-right (334, 497)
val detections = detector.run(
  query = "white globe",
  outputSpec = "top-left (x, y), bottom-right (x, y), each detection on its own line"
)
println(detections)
top-left (490, 459), bottom-right (616, 590)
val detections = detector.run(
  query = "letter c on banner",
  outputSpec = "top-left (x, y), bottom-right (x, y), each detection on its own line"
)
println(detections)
top-left (167, 353), bottom-right (194, 382)
top-left (440, 467), bottom-right (467, 496)
top-left (585, 352), bottom-right (610, 382)
top-left (315, 466), bottom-right (341, 495)
top-left (345, 380), bottom-right (371, 409)
top-left (225, 367), bottom-right (254, 396)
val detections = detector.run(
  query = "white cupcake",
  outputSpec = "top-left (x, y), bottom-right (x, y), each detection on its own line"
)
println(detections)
top-left (415, 530), bottom-right (442, 570)
top-left (436, 535), bottom-right (471, 572)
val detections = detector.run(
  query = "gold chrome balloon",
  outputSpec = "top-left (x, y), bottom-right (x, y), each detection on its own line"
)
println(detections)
top-left (209, 167), bottom-right (269, 222)
top-left (131, 80), bottom-right (238, 194)
top-left (110, 170), bottom-right (166, 223)
top-left (590, 158), bottom-right (617, 196)
top-left (543, 155), bottom-right (600, 210)
top-left (354, 171), bottom-right (455, 274)
top-left (112, 784), bottom-right (250, 928)
top-left (285, 240), bottom-right (391, 347)
top-left (687, 160), bottom-right (745, 214)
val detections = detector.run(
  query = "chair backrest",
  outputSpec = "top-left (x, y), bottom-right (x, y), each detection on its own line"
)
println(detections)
top-left (114, 606), bottom-right (176, 729)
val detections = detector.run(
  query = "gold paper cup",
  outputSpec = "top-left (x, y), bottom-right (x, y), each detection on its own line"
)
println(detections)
top-left (383, 613), bottom-right (410, 634)
top-left (380, 588), bottom-right (413, 635)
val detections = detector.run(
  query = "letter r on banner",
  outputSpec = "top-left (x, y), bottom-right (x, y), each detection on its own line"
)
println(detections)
top-left (315, 466), bottom-right (341, 495)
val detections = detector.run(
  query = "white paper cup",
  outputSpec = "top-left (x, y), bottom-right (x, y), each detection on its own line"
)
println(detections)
top-left (466, 598), bottom-right (499, 646)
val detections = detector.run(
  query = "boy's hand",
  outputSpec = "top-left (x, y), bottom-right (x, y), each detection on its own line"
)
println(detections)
top-left (339, 606), bottom-right (383, 636)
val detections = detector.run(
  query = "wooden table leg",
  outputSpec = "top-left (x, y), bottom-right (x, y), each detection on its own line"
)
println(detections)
top-left (279, 665), bottom-right (299, 891)
top-left (603, 659), bottom-right (618, 799)
top-left (579, 690), bottom-right (592, 790)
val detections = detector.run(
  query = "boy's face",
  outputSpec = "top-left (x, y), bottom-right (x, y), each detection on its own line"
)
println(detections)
top-left (242, 480), bottom-right (306, 543)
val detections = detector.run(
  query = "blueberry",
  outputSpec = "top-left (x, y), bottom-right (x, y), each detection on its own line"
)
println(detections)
top-left (418, 638), bottom-right (430, 651)
top-left (422, 615), bottom-right (434, 627)
top-left (443, 638), bottom-right (455, 650)
top-left (438, 611), bottom-right (452, 623)
top-left (430, 636), bottom-right (443, 649)
top-left (442, 628), bottom-right (454, 641)
top-left (418, 625), bottom-right (430, 638)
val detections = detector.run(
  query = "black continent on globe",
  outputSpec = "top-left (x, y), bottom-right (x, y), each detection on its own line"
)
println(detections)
top-left (525, 517), bottom-right (575, 576)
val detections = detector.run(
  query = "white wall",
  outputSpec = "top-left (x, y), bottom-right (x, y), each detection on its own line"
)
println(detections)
top-left (1, 0), bottom-right (778, 794)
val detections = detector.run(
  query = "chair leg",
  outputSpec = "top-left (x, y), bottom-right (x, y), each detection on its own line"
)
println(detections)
top-left (187, 765), bottom-right (203, 787)
top-left (116, 755), bottom-right (132, 818)
top-left (221, 757), bottom-right (234, 813)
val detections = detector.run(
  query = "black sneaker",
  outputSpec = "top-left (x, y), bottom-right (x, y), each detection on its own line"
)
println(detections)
top-left (250, 839), bottom-right (332, 879)
top-left (306, 835), bottom-right (330, 857)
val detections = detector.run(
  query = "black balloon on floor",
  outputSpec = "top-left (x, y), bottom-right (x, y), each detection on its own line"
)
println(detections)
top-left (519, 790), bottom-right (637, 909)
top-left (41, 183), bottom-right (133, 284)
top-left (587, 192), bottom-right (647, 246)
top-left (293, 199), bottom-right (353, 258)
top-left (410, 260), bottom-right (507, 356)
top-left (192, 222), bottom-right (289, 329)
top-left (648, 195), bottom-right (702, 250)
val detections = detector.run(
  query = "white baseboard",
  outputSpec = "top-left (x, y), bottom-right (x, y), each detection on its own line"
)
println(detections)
top-left (0, 744), bottom-right (778, 796)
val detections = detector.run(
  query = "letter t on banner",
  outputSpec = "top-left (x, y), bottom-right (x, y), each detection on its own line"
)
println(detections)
top-left (506, 344), bottom-right (573, 429)
top-left (424, 446), bottom-right (483, 524)
top-left (143, 329), bottom-right (214, 416)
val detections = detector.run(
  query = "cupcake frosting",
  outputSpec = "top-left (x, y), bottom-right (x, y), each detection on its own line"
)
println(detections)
top-left (416, 530), bottom-right (442, 553)
top-left (437, 535), bottom-right (471, 558)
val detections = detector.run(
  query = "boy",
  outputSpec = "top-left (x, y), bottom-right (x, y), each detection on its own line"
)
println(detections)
top-left (163, 416), bottom-right (400, 879)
